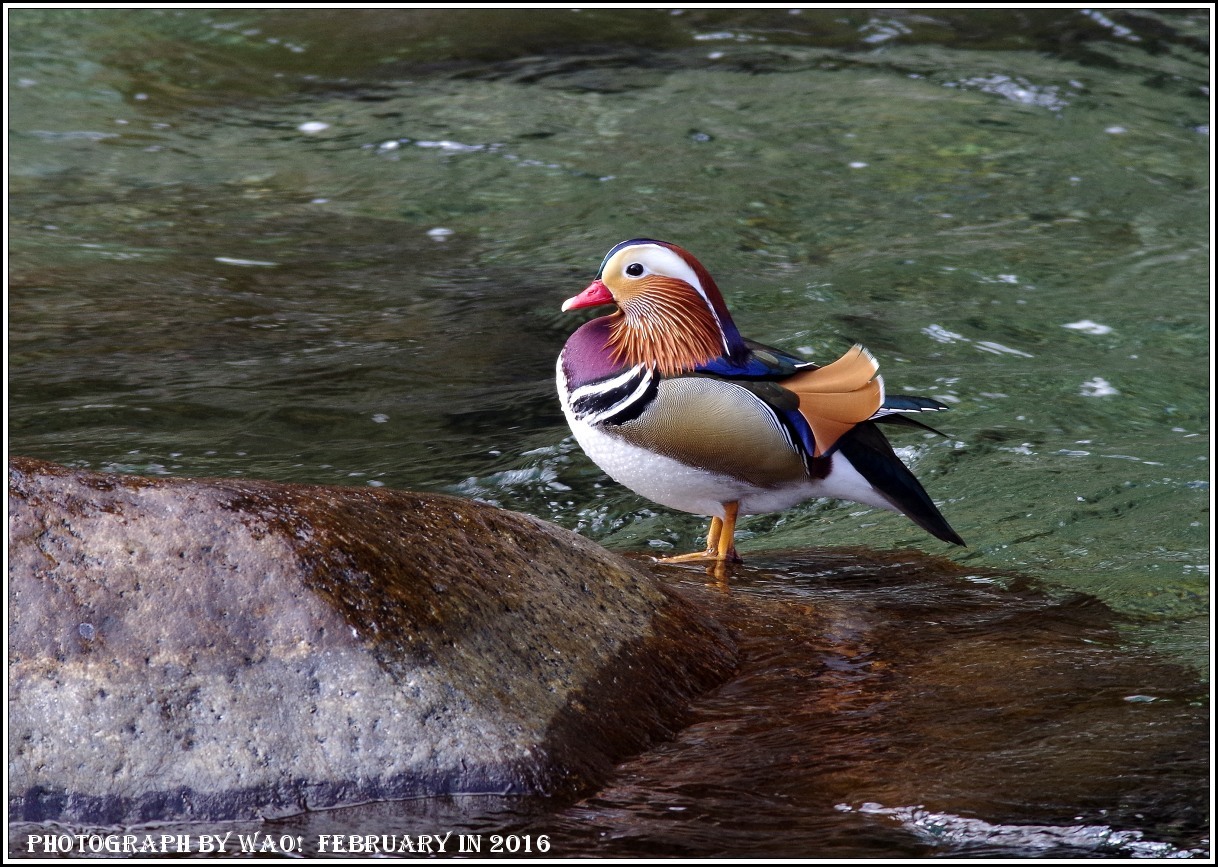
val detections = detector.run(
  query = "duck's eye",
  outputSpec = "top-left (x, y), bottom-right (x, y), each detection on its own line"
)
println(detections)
top-left (625, 262), bottom-right (645, 277)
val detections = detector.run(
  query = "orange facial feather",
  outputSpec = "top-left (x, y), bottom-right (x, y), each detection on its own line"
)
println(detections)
top-left (607, 276), bottom-right (724, 376)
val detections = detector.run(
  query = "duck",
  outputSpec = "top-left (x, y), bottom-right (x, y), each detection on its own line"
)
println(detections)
top-left (556, 238), bottom-right (964, 565)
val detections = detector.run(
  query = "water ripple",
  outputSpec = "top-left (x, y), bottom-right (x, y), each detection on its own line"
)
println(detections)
top-left (844, 802), bottom-right (1204, 857)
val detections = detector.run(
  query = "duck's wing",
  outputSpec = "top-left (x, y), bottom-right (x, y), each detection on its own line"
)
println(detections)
top-left (835, 421), bottom-right (966, 546)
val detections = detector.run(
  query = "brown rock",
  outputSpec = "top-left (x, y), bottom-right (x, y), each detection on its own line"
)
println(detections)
top-left (7, 457), bottom-right (735, 824)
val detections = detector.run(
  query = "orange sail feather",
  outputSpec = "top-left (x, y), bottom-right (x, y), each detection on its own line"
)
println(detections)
top-left (782, 345), bottom-right (884, 456)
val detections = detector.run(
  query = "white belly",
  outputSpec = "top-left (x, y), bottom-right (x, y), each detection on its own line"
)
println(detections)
top-left (566, 414), bottom-right (771, 517)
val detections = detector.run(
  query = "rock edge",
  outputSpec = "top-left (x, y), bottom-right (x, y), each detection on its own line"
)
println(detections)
top-left (8, 457), bottom-right (736, 824)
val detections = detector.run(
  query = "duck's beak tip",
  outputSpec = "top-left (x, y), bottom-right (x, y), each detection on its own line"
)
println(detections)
top-left (561, 279), bottom-right (614, 312)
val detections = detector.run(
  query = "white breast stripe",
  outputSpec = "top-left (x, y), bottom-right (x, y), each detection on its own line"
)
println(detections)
top-left (568, 364), bottom-right (655, 426)
top-left (569, 365), bottom-right (640, 401)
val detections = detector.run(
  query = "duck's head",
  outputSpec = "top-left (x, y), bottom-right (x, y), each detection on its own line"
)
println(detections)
top-left (562, 239), bottom-right (746, 376)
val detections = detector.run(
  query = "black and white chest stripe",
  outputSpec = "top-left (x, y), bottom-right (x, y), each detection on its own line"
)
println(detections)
top-left (567, 364), bottom-right (659, 427)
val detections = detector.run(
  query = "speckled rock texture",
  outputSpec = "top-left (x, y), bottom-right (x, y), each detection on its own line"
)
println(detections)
top-left (7, 457), bottom-right (736, 825)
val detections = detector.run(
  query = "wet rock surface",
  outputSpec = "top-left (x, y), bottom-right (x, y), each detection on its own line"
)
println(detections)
top-left (7, 457), bottom-right (736, 825)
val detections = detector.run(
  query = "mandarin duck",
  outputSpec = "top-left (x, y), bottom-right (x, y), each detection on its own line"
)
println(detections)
top-left (556, 238), bottom-right (965, 564)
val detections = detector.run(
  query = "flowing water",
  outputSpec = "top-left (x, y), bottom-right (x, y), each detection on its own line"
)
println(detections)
top-left (7, 8), bottom-right (1210, 858)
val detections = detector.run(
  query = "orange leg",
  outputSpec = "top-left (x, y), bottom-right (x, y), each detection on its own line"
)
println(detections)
top-left (657, 502), bottom-right (741, 564)
top-left (715, 501), bottom-right (740, 563)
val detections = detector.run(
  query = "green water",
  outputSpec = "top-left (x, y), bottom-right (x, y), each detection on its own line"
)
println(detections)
top-left (7, 8), bottom-right (1211, 857)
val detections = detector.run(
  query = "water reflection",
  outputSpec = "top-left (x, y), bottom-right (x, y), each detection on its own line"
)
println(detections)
top-left (520, 551), bottom-right (1206, 857)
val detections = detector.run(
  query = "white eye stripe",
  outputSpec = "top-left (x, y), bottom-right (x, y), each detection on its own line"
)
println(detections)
top-left (613, 245), bottom-right (704, 294)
